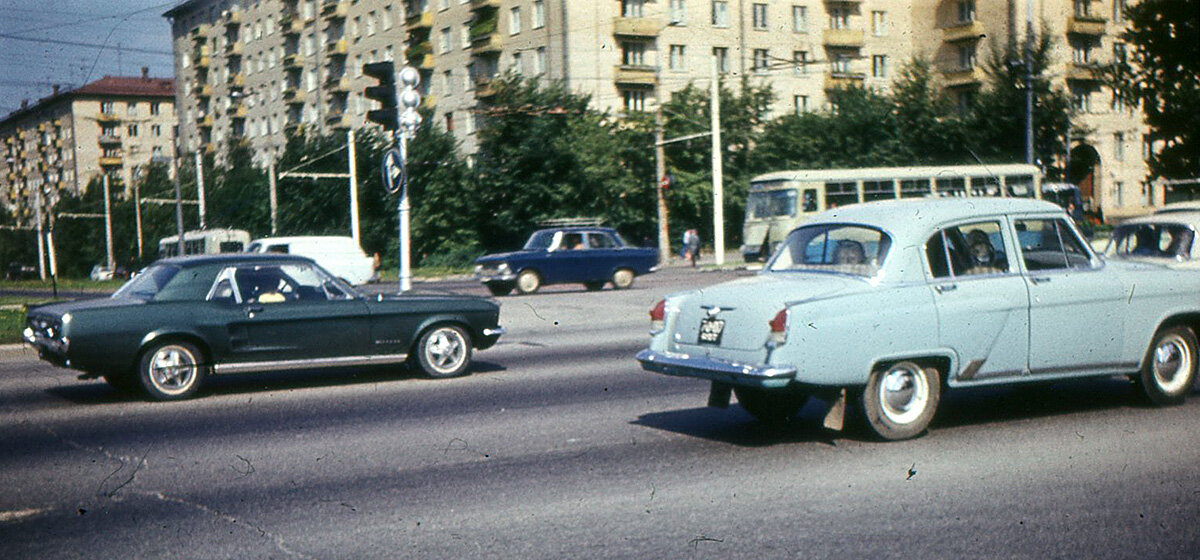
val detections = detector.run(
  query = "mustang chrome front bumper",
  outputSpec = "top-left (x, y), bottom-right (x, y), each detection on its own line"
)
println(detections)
top-left (636, 349), bottom-right (796, 389)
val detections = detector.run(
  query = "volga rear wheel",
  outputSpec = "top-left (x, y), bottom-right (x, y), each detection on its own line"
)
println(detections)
top-left (860, 361), bottom-right (941, 441)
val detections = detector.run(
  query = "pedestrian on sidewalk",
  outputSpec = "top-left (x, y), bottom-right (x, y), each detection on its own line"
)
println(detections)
top-left (683, 228), bottom-right (701, 267)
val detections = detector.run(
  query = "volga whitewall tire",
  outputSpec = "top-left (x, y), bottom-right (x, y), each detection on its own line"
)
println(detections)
top-left (1137, 325), bottom-right (1197, 406)
top-left (138, 341), bottom-right (206, 401)
top-left (415, 325), bottom-right (472, 379)
top-left (861, 361), bottom-right (941, 441)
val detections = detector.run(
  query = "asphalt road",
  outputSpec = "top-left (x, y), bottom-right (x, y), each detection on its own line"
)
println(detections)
top-left (2, 266), bottom-right (1199, 559)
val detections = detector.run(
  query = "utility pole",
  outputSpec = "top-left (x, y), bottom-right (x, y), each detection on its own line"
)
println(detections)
top-left (348, 128), bottom-right (360, 245)
top-left (710, 55), bottom-right (726, 266)
top-left (102, 173), bottom-right (115, 270)
top-left (172, 143), bottom-right (185, 256)
top-left (34, 185), bottom-right (45, 280)
top-left (133, 175), bottom-right (143, 260)
top-left (268, 159), bottom-right (278, 235)
top-left (194, 151), bottom-right (207, 229)
top-left (1024, 0), bottom-right (1035, 166)
top-left (654, 110), bottom-right (670, 265)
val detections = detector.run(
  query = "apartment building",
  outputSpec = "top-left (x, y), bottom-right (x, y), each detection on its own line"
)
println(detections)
top-left (165, 0), bottom-right (406, 163)
top-left (164, 0), bottom-right (1149, 218)
top-left (0, 71), bottom-right (176, 226)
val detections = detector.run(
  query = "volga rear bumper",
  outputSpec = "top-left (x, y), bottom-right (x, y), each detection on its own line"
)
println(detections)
top-left (636, 348), bottom-right (796, 389)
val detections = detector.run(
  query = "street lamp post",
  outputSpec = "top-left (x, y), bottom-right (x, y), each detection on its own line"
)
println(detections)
top-left (396, 66), bottom-right (422, 294)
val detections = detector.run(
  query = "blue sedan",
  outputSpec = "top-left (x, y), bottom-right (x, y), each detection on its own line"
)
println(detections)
top-left (474, 227), bottom-right (659, 295)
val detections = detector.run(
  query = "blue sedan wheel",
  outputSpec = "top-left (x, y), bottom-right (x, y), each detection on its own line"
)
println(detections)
top-left (415, 325), bottom-right (472, 378)
top-left (138, 341), bottom-right (206, 401)
top-left (516, 270), bottom-right (541, 295)
top-left (861, 361), bottom-right (941, 441)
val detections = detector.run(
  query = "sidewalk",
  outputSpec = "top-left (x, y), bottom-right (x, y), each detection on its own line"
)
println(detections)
top-left (0, 343), bottom-right (33, 361)
top-left (660, 249), bottom-right (756, 271)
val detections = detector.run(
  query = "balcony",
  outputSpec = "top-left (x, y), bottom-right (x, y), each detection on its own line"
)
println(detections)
top-left (326, 39), bottom-right (349, 57)
top-left (284, 89), bottom-right (304, 104)
top-left (190, 24), bottom-right (211, 37)
top-left (322, 1), bottom-right (349, 19)
top-left (224, 10), bottom-right (242, 27)
top-left (1067, 16), bottom-right (1107, 36)
top-left (230, 73), bottom-right (245, 88)
top-left (474, 75), bottom-right (498, 98)
top-left (96, 112), bottom-right (121, 123)
top-left (225, 42), bottom-right (244, 56)
top-left (1067, 62), bottom-right (1102, 82)
top-left (418, 54), bottom-right (435, 70)
top-left (98, 134), bottom-right (122, 145)
top-left (406, 11), bottom-right (433, 32)
top-left (942, 21), bottom-right (985, 43)
top-left (470, 0), bottom-right (501, 11)
top-left (471, 33), bottom-right (503, 55)
top-left (824, 72), bottom-right (866, 90)
top-left (942, 66), bottom-right (986, 87)
top-left (823, 28), bottom-right (865, 48)
top-left (196, 84), bottom-right (213, 98)
top-left (614, 65), bottom-right (657, 86)
top-left (613, 17), bottom-right (663, 38)
top-left (325, 111), bottom-right (349, 128)
top-left (197, 115), bottom-right (214, 128)
top-left (227, 104), bottom-right (248, 119)
top-left (284, 18), bottom-right (305, 36)
top-left (326, 77), bottom-right (351, 92)
top-left (284, 53), bottom-right (303, 69)
top-left (98, 156), bottom-right (123, 167)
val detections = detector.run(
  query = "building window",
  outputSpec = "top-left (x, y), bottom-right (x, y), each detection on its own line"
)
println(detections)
top-left (669, 45), bottom-right (686, 71)
top-left (127, 124), bottom-right (139, 137)
top-left (127, 101), bottom-right (138, 115)
top-left (1114, 132), bottom-right (1125, 163)
top-left (831, 54), bottom-right (851, 74)
top-left (829, 6), bottom-right (848, 29)
top-left (793, 50), bottom-right (809, 75)
top-left (445, 112), bottom-right (454, 132)
top-left (512, 52), bottom-right (523, 74)
top-left (1073, 0), bottom-right (1091, 18)
top-left (793, 94), bottom-right (809, 114)
top-left (752, 4), bottom-right (767, 30)
top-left (366, 12), bottom-right (376, 35)
top-left (792, 5), bottom-right (807, 32)
top-left (1071, 84), bottom-right (1093, 113)
top-left (712, 1), bottom-right (729, 27)
top-left (622, 0), bottom-right (645, 18)
top-left (150, 102), bottom-right (161, 115)
top-left (872, 11), bottom-right (886, 36)
top-left (670, 0), bottom-right (686, 24)
top-left (1071, 38), bottom-right (1094, 64)
top-left (713, 47), bottom-right (729, 73)
top-left (622, 42), bottom-right (646, 66)
top-left (102, 125), bottom-right (117, 137)
top-left (753, 49), bottom-right (769, 73)
top-left (872, 55), bottom-right (888, 78)
top-left (101, 101), bottom-right (114, 114)
top-left (440, 27), bottom-right (451, 53)
top-left (535, 47), bottom-right (546, 75)
top-left (383, 6), bottom-right (393, 30)
top-left (957, 43), bottom-right (977, 70)
top-left (510, 7), bottom-right (522, 35)
top-left (533, 1), bottom-right (545, 29)
top-left (622, 89), bottom-right (646, 112)
top-left (444, 70), bottom-right (454, 93)
top-left (152, 124), bottom-right (161, 137)
top-left (957, 0), bottom-right (976, 23)
top-left (1113, 0), bottom-right (1126, 22)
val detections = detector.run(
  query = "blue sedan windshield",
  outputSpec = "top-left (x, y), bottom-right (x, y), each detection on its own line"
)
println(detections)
top-left (523, 231), bottom-right (557, 251)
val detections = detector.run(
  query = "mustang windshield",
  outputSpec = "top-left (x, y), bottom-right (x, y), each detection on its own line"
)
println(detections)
top-left (112, 264), bottom-right (182, 300)
top-left (768, 224), bottom-right (891, 277)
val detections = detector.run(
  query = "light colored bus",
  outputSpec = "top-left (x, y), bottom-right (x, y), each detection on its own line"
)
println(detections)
top-left (158, 228), bottom-right (251, 258)
top-left (741, 163), bottom-right (1042, 261)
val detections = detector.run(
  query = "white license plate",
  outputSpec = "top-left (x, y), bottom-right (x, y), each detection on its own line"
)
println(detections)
top-left (698, 318), bottom-right (725, 345)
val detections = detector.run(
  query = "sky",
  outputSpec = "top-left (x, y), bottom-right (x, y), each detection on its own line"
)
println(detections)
top-left (0, 1), bottom-right (178, 116)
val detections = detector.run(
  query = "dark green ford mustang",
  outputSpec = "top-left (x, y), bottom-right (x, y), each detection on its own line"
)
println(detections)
top-left (24, 254), bottom-right (504, 400)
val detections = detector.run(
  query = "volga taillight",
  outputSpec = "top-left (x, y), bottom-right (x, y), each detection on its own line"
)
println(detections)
top-left (767, 308), bottom-right (789, 347)
top-left (649, 299), bottom-right (666, 334)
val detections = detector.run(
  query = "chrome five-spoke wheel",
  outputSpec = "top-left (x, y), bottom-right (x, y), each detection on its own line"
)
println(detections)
top-left (415, 325), bottom-right (473, 379)
top-left (138, 341), bottom-right (205, 400)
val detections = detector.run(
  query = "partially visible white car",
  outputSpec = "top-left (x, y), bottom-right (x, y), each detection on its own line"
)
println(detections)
top-left (246, 236), bottom-right (377, 285)
top-left (1100, 211), bottom-right (1200, 268)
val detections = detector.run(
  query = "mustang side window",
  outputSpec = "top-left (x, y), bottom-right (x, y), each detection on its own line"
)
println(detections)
top-left (1014, 218), bottom-right (1091, 271)
top-left (926, 221), bottom-right (1007, 279)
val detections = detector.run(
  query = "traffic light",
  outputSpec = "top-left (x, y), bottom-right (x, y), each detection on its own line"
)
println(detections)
top-left (363, 61), bottom-right (398, 130)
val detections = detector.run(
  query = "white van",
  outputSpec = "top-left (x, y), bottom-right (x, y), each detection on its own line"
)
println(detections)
top-left (246, 236), bottom-right (377, 285)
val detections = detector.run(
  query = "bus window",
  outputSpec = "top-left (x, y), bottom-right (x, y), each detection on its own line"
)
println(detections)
top-left (746, 189), bottom-right (799, 219)
top-left (825, 181), bottom-right (858, 208)
top-left (863, 180), bottom-right (895, 202)
top-left (219, 241), bottom-right (245, 253)
top-left (802, 189), bottom-right (818, 212)
top-left (936, 177), bottom-right (966, 197)
top-left (900, 179), bottom-right (931, 198)
top-left (970, 177), bottom-right (1000, 196)
top-left (1006, 175), bottom-right (1035, 197)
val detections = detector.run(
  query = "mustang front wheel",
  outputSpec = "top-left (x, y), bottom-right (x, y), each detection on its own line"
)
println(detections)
top-left (861, 361), bottom-right (941, 441)
top-left (1137, 325), bottom-right (1197, 406)
top-left (415, 325), bottom-right (472, 378)
top-left (138, 341), bottom-right (206, 401)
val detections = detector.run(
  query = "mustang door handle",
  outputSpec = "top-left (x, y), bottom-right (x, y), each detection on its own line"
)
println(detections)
top-left (934, 284), bottom-right (957, 293)
top-left (245, 306), bottom-right (264, 317)
top-left (1030, 276), bottom-right (1052, 285)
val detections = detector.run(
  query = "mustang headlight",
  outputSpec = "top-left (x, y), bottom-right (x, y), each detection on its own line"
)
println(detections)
top-left (61, 313), bottom-right (72, 325)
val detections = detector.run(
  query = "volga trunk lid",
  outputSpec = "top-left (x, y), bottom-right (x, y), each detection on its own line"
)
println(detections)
top-left (669, 273), bottom-right (864, 352)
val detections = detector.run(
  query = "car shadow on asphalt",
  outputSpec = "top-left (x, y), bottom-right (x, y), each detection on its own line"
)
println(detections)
top-left (633, 376), bottom-right (1171, 446)
top-left (45, 360), bottom-right (509, 404)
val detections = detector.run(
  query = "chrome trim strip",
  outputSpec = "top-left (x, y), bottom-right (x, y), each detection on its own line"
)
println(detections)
top-left (636, 348), bottom-right (796, 388)
top-left (483, 326), bottom-right (506, 337)
top-left (212, 353), bottom-right (409, 375)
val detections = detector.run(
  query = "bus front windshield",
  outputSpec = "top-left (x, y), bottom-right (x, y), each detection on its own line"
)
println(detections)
top-left (746, 189), bottom-right (798, 220)
top-left (768, 224), bottom-right (891, 277)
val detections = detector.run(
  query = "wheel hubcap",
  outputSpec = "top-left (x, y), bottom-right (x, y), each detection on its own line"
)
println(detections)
top-left (518, 273), bottom-right (538, 292)
top-left (879, 365), bottom-right (929, 425)
top-left (149, 346), bottom-right (197, 395)
top-left (426, 329), bottom-right (466, 372)
top-left (1152, 334), bottom-right (1192, 394)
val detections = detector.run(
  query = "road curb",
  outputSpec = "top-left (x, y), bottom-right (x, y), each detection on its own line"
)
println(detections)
top-left (0, 343), bottom-right (34, 362)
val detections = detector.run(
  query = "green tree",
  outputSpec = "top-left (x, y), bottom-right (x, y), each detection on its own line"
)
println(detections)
top-left (1107, 0), bottom-right (1200, 179)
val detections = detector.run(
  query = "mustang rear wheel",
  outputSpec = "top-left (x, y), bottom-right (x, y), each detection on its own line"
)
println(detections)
top-left (734, 386), bottom-right (809, 425)
top-left (516, 270), bottom-right (541, 294)
top-left (611, 268), bottom-right (635, 290)
top-left (415, 324), bottom-right (472, 379)
top-left (138, 341), bottom-right (206, 401)
top-left (861, 361), bottom-right (941, 441)
top-left (1136, 325), bottom-right (1197, 406)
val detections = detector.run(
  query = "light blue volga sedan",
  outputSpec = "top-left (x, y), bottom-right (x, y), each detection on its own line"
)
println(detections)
top-left (638, 198), bottom-right (1200, 440)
